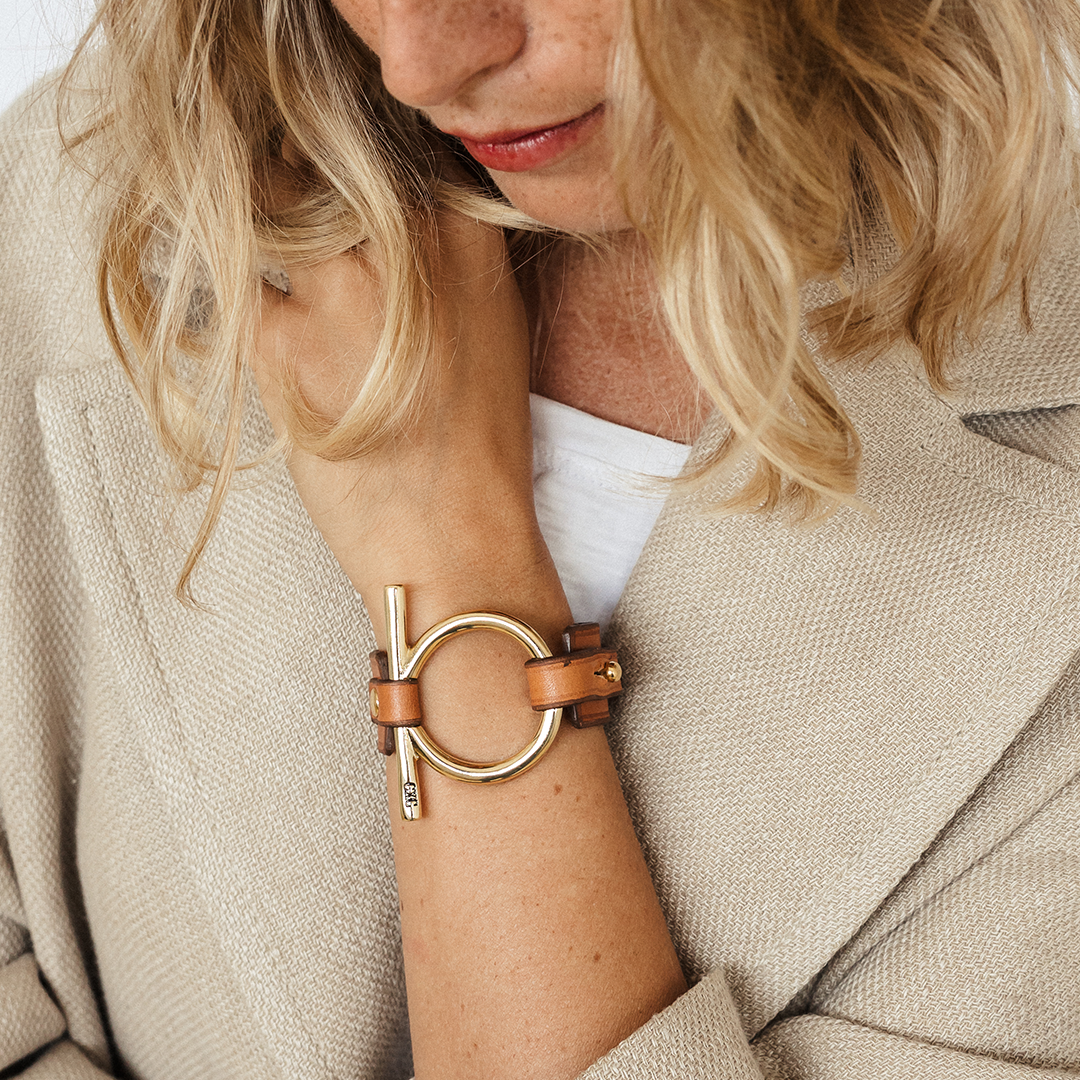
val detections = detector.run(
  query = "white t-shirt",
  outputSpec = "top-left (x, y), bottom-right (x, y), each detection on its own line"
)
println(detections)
top-left (531, 394), bottom-right (692, 631)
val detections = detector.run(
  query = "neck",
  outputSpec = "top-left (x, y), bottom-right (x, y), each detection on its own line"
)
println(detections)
top-left (523, 232), bottom-right (711, 445)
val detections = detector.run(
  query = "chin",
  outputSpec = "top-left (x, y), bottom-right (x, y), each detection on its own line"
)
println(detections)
top-left (488, 171), bottom-right (631, 235)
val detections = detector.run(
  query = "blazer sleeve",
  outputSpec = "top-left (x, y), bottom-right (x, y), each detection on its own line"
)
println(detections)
top-left (578, 761), bottom-right (1080, 1079)
top-left (0, 951), bottom-right (110, 1079)
top-left (0, 80), bottom-right (115, 1078)
top-left (0, 479), bottom-right (114, 1080)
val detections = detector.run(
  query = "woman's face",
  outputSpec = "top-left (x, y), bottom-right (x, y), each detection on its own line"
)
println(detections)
top-left (331, 0), bottom-right (627, 232)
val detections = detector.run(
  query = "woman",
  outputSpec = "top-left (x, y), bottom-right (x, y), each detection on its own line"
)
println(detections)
top-left (1, 0), bottom-right (1079, 1077)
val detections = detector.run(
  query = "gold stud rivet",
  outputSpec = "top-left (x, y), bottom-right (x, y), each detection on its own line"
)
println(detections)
top-left (598, 660), bottom-right (622, 683)
top-left (369, 685), bottom-right (380, 720)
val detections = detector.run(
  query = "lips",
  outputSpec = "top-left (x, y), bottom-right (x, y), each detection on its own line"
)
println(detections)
top-left (450, 104), bottom-right (604, 173)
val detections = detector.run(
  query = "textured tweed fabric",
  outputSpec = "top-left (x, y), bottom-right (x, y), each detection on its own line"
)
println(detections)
top-left (2, 76), bottom-right (1080, 1080)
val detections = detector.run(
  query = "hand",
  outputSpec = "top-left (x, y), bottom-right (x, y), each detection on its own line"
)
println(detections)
top-left (253, 212), bottom-right (547, 616)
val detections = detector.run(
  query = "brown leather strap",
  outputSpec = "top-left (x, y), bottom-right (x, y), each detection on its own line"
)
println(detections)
top-left (524, 623), bottom-right (622, 729)
top-left (369, 651), bottom-right (422, 755)
top-left (368, 621), bottom-right (622, 757)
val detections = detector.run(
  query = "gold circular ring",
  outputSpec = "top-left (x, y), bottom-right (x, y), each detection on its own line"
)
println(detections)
top-left (399, 611), bottom-right (562, 784)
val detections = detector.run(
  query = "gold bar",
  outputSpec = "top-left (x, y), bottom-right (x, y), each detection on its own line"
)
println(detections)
top-left (395, 726), bottom-right (422, 820)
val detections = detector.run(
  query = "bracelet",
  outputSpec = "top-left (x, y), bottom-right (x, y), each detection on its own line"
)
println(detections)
top-left (368, 585), bottom-right (622, 820)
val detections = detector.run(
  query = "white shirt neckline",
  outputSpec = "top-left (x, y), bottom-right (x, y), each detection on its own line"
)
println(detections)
top-left (530, 393), bottom-right (692, 630)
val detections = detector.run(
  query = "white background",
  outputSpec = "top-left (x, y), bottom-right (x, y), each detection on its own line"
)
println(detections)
top-left (1, 0), bottom-right (96, 114)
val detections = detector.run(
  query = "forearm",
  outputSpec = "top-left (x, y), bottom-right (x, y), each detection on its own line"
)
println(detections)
top-left (390, 732), bottom-right (686, 1079)
top-left (356, 520), bottom-right (687, 1079)
top-left (253, 218), bottom-right (685, 1078)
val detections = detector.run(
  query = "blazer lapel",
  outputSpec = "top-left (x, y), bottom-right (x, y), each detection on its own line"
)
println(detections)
top-left (607, 333), bottom-right (1080, 1037)
top-left (37, 362), bottom-right (410, 1080)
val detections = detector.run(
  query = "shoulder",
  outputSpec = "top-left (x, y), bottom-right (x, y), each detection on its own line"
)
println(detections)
top-left (0, 60), bottom-right (115, 394)
top-left (939, 203), bottom-right (1080, 417)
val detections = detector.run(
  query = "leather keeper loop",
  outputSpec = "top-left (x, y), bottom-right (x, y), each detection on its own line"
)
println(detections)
top-left (369, 679), bottom-right (422, 756)
top-left (369, 650), bottom-right (422, 755)
top-left (369, 679), bottom-right (422, 727)
top-left (524, 623), bottom-right (622, 729)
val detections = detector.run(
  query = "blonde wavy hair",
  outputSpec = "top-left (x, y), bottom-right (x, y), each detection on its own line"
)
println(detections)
top-left (616, 0), bottom-right (1080, 511)
top-left (65, 0), bottom-right (1080, 597)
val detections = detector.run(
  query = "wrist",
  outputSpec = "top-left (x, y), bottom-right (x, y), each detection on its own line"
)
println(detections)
top-left (356, 512), bottom-right (571, 652)
top-left (357, 520), bottom-right (572, 767)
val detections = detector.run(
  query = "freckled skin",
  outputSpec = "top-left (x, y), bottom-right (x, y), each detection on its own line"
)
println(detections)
top-left (330, 0), bottom-right (627, 231)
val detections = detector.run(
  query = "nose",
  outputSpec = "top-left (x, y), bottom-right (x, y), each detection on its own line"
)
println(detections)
top-left (376, 0), bottom-right (527, 108)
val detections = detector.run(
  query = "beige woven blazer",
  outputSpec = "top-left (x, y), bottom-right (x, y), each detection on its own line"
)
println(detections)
top-left (2, 79), bottom-right (1079, 1080)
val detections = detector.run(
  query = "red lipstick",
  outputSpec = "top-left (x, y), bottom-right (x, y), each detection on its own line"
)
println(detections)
top-left (452, 104), bottom-right (604, 173)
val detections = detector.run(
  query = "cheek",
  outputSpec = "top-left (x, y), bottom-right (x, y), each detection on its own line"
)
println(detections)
top-left (569, 0), bottom-right (623, 75)
top-left (329, 0), bottom-right (382, 52)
